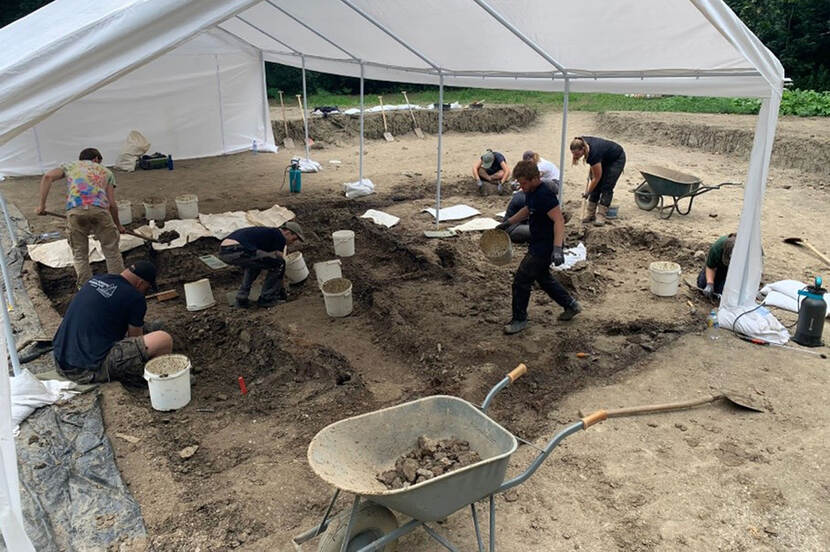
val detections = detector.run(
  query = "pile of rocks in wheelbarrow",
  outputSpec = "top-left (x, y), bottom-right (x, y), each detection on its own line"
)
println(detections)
top-left (377, 435), bottom-right (481, 489)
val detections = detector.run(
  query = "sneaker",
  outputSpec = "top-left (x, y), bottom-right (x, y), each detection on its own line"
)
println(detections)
top-left (234, 297), bottom-right (251, 308)
top-left (257, 289), bottom-right (287, 308)
top-left (503, 319), bottom-right (528, 335)
top-left (558, 301), bottom-right (582, 321)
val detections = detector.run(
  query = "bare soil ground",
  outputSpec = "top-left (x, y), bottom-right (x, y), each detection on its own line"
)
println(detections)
top-left (3, 107), bottom-right (829, 551)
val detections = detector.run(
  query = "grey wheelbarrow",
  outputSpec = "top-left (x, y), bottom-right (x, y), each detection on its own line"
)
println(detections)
top-left (292, 364), bottom-right (609, 551)
top-left (632, 165), bottom-right (740, 219)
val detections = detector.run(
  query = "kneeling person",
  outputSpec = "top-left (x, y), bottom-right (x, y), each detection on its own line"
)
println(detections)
top-left (219, 221), bottom-right (305, 308)
top-left (53, 261), bottom-right (173, 384)
top-left (697, 234), bottom-right (735, 299)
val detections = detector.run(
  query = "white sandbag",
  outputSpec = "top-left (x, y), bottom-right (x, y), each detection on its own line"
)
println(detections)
top-left (717, 305), bottom-right (790, 344)
top-left (10, 370), bottom-right (77, 434)
top-left (759, 279), bottom-right (830, 317)
top-left (295, 158), bottom-right (322, 173)
top-left (344, 179), bottom-right (375, 199)
top-left (114, 130), bottom-right (150, 172)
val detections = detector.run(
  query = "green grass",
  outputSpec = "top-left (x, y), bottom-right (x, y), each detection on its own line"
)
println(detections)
top-left (270, 88), bottom-right (763, 115)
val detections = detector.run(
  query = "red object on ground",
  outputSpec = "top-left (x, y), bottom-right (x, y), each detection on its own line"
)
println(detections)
top-left (238, 376), bottom-right (248, 395)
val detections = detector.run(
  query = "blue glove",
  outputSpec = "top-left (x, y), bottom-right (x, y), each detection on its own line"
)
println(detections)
top-left (552, 246), bottom-right (565, 266)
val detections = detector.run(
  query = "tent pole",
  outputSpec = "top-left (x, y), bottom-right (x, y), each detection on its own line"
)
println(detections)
top-left (558, 77), bottom-right (570, 202)
top-left (436, 71), bottom-right (444, 229)
top-left (359, 62), bottom-right (364, 184)
top-left (214, 54), bottom-right (227, 154)
top-left (301, 55), bottom-right (311, 160)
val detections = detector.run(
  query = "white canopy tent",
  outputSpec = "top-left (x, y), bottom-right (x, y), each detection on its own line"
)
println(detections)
top-left (0, 1), bottom-right (783, 544)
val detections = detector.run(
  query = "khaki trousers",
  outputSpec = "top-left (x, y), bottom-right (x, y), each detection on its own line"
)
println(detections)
top-left (66, 206), bottom-right (124, 286)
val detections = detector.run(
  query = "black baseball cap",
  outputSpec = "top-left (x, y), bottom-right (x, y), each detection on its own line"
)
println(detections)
top-left (129, 260), bottom-right (158, 292)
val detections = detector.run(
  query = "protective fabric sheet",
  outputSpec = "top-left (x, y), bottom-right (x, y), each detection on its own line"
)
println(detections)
top-left (423, 205), bottom-right (480, 222)
top-left (26, 235), bottom-right (145, 269)
top-left (360, 209), bottom-right (400, 228)
top-left (143, 220), bottom-right (213, 251)
top-left (450, 217), bottom-right (499, 232)
top-left (245, 204), bottom-right (295, 228)
top-left (198, 211), bottom-right (249, 239)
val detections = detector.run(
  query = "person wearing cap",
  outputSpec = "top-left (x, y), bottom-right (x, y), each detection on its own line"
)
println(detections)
top-left (472, 149), bottom-right (510, 194)
top-left (569, 136), bottom-right (626, 226)
top-left (522, 151), bottom-right (560, 195)
top-left (37, 147), bottom-right (126, 288)
top-left (496, 161), bottom-right (581, 334)
top-left (52, 261), bottom-right (173, 384)
top-left (697, 234), bottom-right (736, 299)
top-left (218, 222), bottom-right (305, 308)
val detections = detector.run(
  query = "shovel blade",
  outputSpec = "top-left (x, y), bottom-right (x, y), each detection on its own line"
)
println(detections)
top-left (414, 127), bottom-right (425, 139)
top-left (383, 132), bottom-right (394, 142)
top-left (723, 393), bottom-right (765, 412)
top-left (283, 137), bottom-right (295, 149)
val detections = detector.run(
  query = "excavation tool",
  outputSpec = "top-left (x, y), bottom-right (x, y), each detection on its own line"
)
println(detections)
top-left (783, 237), bottom-right (830, 267)
top-left (578, 392), bottom-right (764, 419)
top-left (296, 95), bottom-right (314, 146)
top-left (378, 95), bottom-right (394, 142)
top-left (401, 90), bottom-right (424, 138)
top-left (277, 91), bottom-right (294, 149)
top-left (43, 211), bottom-right (172, 244)
top-left (737, 333), bottom-right (827, 359)
top-left (632, 166), bottom-right (740, 219)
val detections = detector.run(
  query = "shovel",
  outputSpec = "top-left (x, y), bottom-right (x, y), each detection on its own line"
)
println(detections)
top-left (401, 91), bottom-right (424, 139)
top-left (783, 237), bottom-right (830, 266)
top-left (378, 95), bottom-right (394, 142)
top-left (43, 210), bottom-right (166, 244)
top-left (278, 91), bottom-right (295, 149)
top-left (578, 392), bottom-right (764, 419)
top-left (296, 95), bottom-right (314, 147)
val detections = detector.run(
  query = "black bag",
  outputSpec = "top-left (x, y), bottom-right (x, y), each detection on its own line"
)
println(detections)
top-left (138, 152), bottom-right (168, 170)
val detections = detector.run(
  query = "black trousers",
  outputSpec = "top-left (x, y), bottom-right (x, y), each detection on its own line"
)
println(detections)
top-left (588, 152), bottom-right (626, 207)
top-left (512, 253), bottom-right (575, 321)
top-left (697, 265), bottom-right (727, 295)
top-left (219, 245), bottom-right (285, 301)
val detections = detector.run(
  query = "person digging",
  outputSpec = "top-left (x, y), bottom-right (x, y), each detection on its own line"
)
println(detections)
top-left (472, 149), bottom-right (511, 195)
top-left (497, 160), bottom-right (581, 334)
top-left (53, 261), bottom-right (173, 384)
top-left (697, 233), bottom-right (736, 300)
top-left (218, 221), bottom-right (305, 308)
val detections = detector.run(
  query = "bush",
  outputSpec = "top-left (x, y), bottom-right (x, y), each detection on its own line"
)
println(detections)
top-left (779, 89), bottom-right (830, 117)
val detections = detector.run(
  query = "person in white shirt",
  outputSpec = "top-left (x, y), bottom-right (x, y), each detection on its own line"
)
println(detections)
top-left (522, 151), bottom-right (560, 195)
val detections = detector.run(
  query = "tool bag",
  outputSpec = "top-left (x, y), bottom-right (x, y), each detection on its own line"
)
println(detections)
top-left (138, 152), bottom-right (168, 170)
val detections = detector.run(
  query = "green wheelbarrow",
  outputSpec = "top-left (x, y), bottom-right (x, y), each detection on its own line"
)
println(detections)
top-left (292, 364), bottom-right (609, 551)
top-left (632, 165), bottom-right (740, 219)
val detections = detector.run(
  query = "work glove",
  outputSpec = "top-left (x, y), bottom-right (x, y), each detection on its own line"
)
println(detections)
top-left (702, 282), bottom-right (715, 299)
top-left (581, 192), bottom-right (589, 199)
top-left (551, 246), bottom-right (565, 266)
top-left (496, 220), bottom-right (511, 231)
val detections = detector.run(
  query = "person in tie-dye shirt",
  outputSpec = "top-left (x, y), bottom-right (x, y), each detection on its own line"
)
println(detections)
top-left (37, 148), bottom-right (125, 287)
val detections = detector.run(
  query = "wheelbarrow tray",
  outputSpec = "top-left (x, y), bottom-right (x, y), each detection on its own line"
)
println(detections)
top-left (639, 165), bottom-right (701, 196)
top-left (307, 395), bottom-right (517, 521)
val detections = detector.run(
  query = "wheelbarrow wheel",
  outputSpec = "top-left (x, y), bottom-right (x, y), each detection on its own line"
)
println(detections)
top-left (634, 183), bottom-right (659, 211)
top-left (318, 502), bottom-right (399, 552)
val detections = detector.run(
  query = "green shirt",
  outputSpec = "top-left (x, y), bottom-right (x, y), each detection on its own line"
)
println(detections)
top-left (706, 235), bottom-right (729, 269)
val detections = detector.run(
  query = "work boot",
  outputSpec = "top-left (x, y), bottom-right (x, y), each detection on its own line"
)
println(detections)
top-left (594, 205), bottom-right (609, 227)
top-left (558, 301), bottom-right (582, 321)
top-left (582, 202), bottom-right (597, 224)
top-left (234, 297), bottom-right (251, 308)
top-left (503, 319), bottom-right (528, 335)
top-left (257, 268), bottom-right (287, 307)
top-left (257, 288), bottom-right (287, 308)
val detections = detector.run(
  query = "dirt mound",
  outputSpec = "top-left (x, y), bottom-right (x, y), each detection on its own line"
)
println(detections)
top-left (272, 105), bottom-right (537, 145)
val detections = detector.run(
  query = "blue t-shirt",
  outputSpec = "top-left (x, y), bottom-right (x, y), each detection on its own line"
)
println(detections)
top-left (53, 274), bottom-right (146, 369)
top-left (526, 181), bottom-right (560, 258)
top-left (226, 227), bottom-right (286, 252)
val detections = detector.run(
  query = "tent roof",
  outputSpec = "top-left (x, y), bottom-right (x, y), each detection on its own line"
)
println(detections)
top-left (0, 0), bottom-right (784, 146)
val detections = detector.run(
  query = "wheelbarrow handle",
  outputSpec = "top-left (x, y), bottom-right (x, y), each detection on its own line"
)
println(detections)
top-left (580, 409), bottom-right (608, 428)
top-left (481, 363), bottom-right (527, 412)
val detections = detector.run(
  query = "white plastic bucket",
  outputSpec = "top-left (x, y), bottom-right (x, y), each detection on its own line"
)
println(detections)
top-left (117, 200), bottom-right (132, 225)
top-left (321, 277), bottom-right (353, 317)
top-left (332, 230), bottom-right (355, 257)
top-left (313, 259), bottom-right (342, 289)
top-left (285, 251), bottom-right (309, 283)
top-left (649, 261), bottom-right (681, 297)
top-left (143, 354), bottom-right (191, 411)
top-left (184, 278), bottom-right (216, 311)
top-left (175, 194), bottom-right (199, 219)
top-left (143, 197), bottom-right (166, 220)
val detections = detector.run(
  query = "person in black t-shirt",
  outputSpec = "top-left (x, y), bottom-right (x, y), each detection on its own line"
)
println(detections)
top-left (472, 149), bottom-right (511, 194)
top-left (570, 136), bottom-right (626, 226)
top-left (218, 221), bottom-right (305, 308)
top-left (496, 161), bottom-right (581, 334)
top-left (53, 261), bottom-right (173, 384)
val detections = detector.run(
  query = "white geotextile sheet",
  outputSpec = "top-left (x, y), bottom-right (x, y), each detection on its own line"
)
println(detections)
top-left (450, 218), bottom-right (499, 232)
top-left (760, 280), bottom-right (830, 318)
top-left (360, 209), bottom-right (399, 228)
top-left (27, 235), bottom-right (146, 268)
top-left (198, 211), bottom-right (249, 239)
top-left (552, 242), bottom-right (587, 271)
top-left (342, 104), bottom-right (424, 115)
top-left (423, 205), bottom-right (480, 222)
top-left (141, 220), bottom-right (213, 251)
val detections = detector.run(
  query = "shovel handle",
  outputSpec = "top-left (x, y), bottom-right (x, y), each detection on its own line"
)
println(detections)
top-left (589, 395), bottom-right (723, 418)
top-left (508, 363), bottom-right (527, 383)
top-left (43, 210), bottom-right (66, 219)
